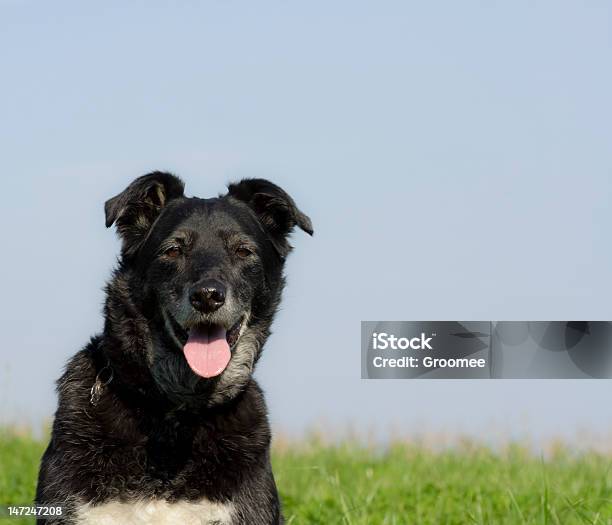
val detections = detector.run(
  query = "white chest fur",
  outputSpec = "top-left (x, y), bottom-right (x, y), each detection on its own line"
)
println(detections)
top-left (76, 498), bottom-right (234, 525)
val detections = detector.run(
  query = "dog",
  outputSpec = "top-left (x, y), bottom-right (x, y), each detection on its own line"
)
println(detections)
top-left (36, 172), bottom-right (312, 524)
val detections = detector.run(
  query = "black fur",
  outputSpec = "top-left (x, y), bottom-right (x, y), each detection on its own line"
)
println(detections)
top-left (36, 172), bottom-right (312, 524)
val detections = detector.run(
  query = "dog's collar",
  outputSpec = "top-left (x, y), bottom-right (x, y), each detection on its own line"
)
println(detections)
top-left (89, 362), bottom-right (114, 406)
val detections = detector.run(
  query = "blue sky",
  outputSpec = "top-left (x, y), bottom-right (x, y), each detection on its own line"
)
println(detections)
top-left (1, 1), bottom-right (611, 445)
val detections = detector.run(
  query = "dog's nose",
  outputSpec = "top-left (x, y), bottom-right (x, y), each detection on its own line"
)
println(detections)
top-left (189, 280), bottom-right (226, 313)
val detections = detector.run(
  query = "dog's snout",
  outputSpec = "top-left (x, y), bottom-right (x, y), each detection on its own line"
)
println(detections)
top-left (189, 280), bottom-right (226, 313)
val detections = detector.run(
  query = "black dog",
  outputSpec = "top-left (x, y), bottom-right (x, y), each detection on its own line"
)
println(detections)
top-left (36, 172), bottom-right (312, 524)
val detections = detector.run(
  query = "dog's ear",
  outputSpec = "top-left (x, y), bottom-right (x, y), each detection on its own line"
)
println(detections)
top-left (105, 171), bottom-right (185, 256)
top-left (227, 178), bottom-right (313, 257)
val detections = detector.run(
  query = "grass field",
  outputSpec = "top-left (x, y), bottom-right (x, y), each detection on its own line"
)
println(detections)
top-left (1, 430), bottom-right (611, 524)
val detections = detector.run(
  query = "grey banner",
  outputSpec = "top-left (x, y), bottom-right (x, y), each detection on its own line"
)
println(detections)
top-left (361, 322), bottom-right (612, 379)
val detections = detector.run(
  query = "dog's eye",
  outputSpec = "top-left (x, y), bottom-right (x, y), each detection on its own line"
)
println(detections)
top-left (164, 246), bottom-right (182, 258)
top-left (235, 246), bottom-right (253, 258)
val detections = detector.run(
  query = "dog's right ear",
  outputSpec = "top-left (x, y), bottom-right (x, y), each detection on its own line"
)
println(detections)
top-left (105, 171), bottom-right (184, 257)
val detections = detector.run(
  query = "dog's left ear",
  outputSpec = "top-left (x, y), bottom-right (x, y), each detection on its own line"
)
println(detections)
top-left (105, 171), bottom-right (185, 257)
top-left (227, 178), bottom-right (313, 257)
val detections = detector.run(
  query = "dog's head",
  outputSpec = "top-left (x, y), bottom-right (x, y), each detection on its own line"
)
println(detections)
top-left (104, 172), bottom-right (312, 406)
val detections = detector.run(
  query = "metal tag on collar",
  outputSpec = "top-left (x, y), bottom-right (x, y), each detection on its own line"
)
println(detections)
top-left (89, 363), bottom-right (114, 406)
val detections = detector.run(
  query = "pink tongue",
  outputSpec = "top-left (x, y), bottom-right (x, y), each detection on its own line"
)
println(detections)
top-left (183, 325), bottom-right (231, 378)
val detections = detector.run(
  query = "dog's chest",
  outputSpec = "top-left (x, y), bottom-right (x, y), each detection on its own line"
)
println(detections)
top-left (76, 498), bottom-right (234, 525)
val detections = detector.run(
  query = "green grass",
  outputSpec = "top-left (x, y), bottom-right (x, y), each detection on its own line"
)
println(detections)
top-left (0, 430), bottom-right (47, 525)
top-left (1, 430), bottom-right (611, 524)
top-left (274, 438), bottom-right (612, 524)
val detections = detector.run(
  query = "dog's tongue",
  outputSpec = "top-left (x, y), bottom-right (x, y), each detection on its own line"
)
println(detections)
top-left (183, 325), bottom-right (230, 378)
